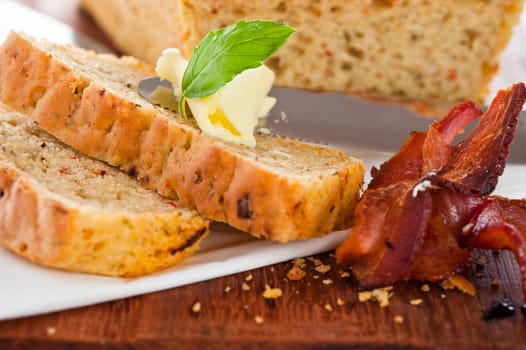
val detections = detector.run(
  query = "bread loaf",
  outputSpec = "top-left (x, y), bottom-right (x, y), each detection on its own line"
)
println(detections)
top-left (0, 32), bottom-right (364, 242)
top-left (0, 103), bottom-right (209, 276)
top-left (80, 0), bottom-right (525, 114)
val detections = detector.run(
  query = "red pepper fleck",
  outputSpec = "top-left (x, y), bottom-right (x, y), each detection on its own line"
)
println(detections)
top-left (58, 167), bottom-right (70, 174)
top-left (447, 69), bottom-right (457, 80)
top-left (324, 49), bottom-right (334, 58)
top-left (165, 200), bottom-right (179, 209)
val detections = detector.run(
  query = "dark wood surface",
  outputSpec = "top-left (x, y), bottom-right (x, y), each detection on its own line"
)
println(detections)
top-left (1, 1), bottom-right (526, 349)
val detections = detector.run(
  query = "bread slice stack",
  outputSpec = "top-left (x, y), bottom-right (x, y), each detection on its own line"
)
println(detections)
top-left (80, 0), bottom-right (525, 114)
top-left (0, 31), bottom-right (364, 253)
top-left (0, 102), bottom-right (209, 276)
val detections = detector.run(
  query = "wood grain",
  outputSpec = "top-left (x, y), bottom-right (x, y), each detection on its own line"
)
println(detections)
top-left (1, 250), bottom-right (525, 349)
top-left (1, 1), bottom-right (526, 349)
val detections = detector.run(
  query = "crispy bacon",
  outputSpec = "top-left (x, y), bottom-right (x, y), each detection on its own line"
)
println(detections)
top-left (336, 180), bottom-right (432, 286)
top-left (431, 84), bottom-right (524, 195)
top-left (463, 197), bottom-right (526, 296)
top-left (407, 190), bottom-right (481, 282)
top-left (336, 83), bottom-right (526, 296)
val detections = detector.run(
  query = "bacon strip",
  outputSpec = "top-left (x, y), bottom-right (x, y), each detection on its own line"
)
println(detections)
top-left (367, 132), bottom-right (426, 190)
top-left (463, 197), bottom-right (526, 296)
top-left (336, 181), bottom-right (432, 287)
top-left (336, 83), bottom-right (526, 296)
top-left (432, 85), bottom-right (526, 195)
top-left (368, 101), bottom-right (483, 190)
top-left (422, 101), bottom-right (482, 172)
top-left (407, 190), bottom-right (481, 282)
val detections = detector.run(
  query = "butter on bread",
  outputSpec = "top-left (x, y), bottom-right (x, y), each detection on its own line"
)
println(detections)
top-left (0, 32), bottom-right (364, 242)
top-left (0, 103), bottom-right (208, 276)
top-left (80, 0), bottom-right (525, 114)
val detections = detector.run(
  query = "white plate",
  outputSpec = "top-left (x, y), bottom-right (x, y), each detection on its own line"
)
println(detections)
top-left (0, 0), bottom-right (525, 321)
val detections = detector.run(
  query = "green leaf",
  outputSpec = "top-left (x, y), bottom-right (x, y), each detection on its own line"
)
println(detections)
top-left (181, 20), bottom-right (295, 99)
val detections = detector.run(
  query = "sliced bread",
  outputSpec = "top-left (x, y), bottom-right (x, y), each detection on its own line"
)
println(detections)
top-left (0, 31), bottom-right (364, 242)
top-left (80, 0), bottom-right (525, 114)
top-left (0, 102), bottom-right (209, 276)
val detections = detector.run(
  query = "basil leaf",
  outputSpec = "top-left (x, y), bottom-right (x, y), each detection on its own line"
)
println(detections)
top-left (182, 20), bottom-right (295, 99)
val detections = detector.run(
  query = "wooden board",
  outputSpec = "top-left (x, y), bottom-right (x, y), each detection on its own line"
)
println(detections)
top-left (1, 249), bottom-right (525, 349)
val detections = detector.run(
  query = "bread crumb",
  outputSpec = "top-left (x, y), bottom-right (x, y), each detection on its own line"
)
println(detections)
top-left (293, 258), bottom-right (306, 268)
top-left (440, 293), bottom-right (447, 299)
top-left (339, 271), bottom-right (351, 278)
top-left (394, 315), bottom-right (404, 324)
top-left (245, 274), bottom-right (253, 281)
top-left (421, 284), bottom-right (430, 292)
top-left (254, 315), bottom-right (264, 324)
top-left (224, 286), bottom-right (232, 293)
top-left (192, 301), bottom-right (201, 313)
top-left (373, 287), bottom-right (394, 307)
top-left (491, 279), bottom-right (500, 287)
top-left (358, 286), bottom-right (393, 307)
top-left (440, 279), bottom-right (453, 289)
top-left (315, 264), bottom-right (331, 274)
top-left (324, 304), bottom-right (333, 312)
top-left (312, 275), bottom-right (320, 279)
top-left (336, 298), bottom-right (345, 306)
top-left (262, 284), bottom-right (282, 299)
top-left (322, 279), bottom-right (333, 285)
top-left (307, 257), bottom-right (322, 266)
top-left (358, 291), bottom-right (372, 302)
top-left (287, 265), bottom-right (306, 281)
top-left (449, 275), bottom-right (477, 296)
top-left (242, 283), bottom-right (251, 291)
top-left (46, 326), bottom-right (56, 336)
top-left (440, 275), bottom-right (476, 296)
top-left (410, 298), bottom-right (423, 306)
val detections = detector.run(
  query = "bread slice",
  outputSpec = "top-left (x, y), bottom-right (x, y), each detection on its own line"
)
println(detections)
top-left (0, 31), bottom-right (364, 242)
top-left (80, 0), bottom-right (525, 114)
top-left (0, 102), bottom-right (209, 276)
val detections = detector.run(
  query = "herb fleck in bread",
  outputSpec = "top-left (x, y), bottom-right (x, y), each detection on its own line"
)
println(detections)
top-left (0, 103), bottom-right (209, 276)
top-left (0, 32), bottom-right (364, 242)
top-left (80, 0), bottom-right (525, 114)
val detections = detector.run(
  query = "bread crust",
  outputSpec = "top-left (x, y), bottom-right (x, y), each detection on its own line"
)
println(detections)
top-left (0, 32), bottom-right (364, 242)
